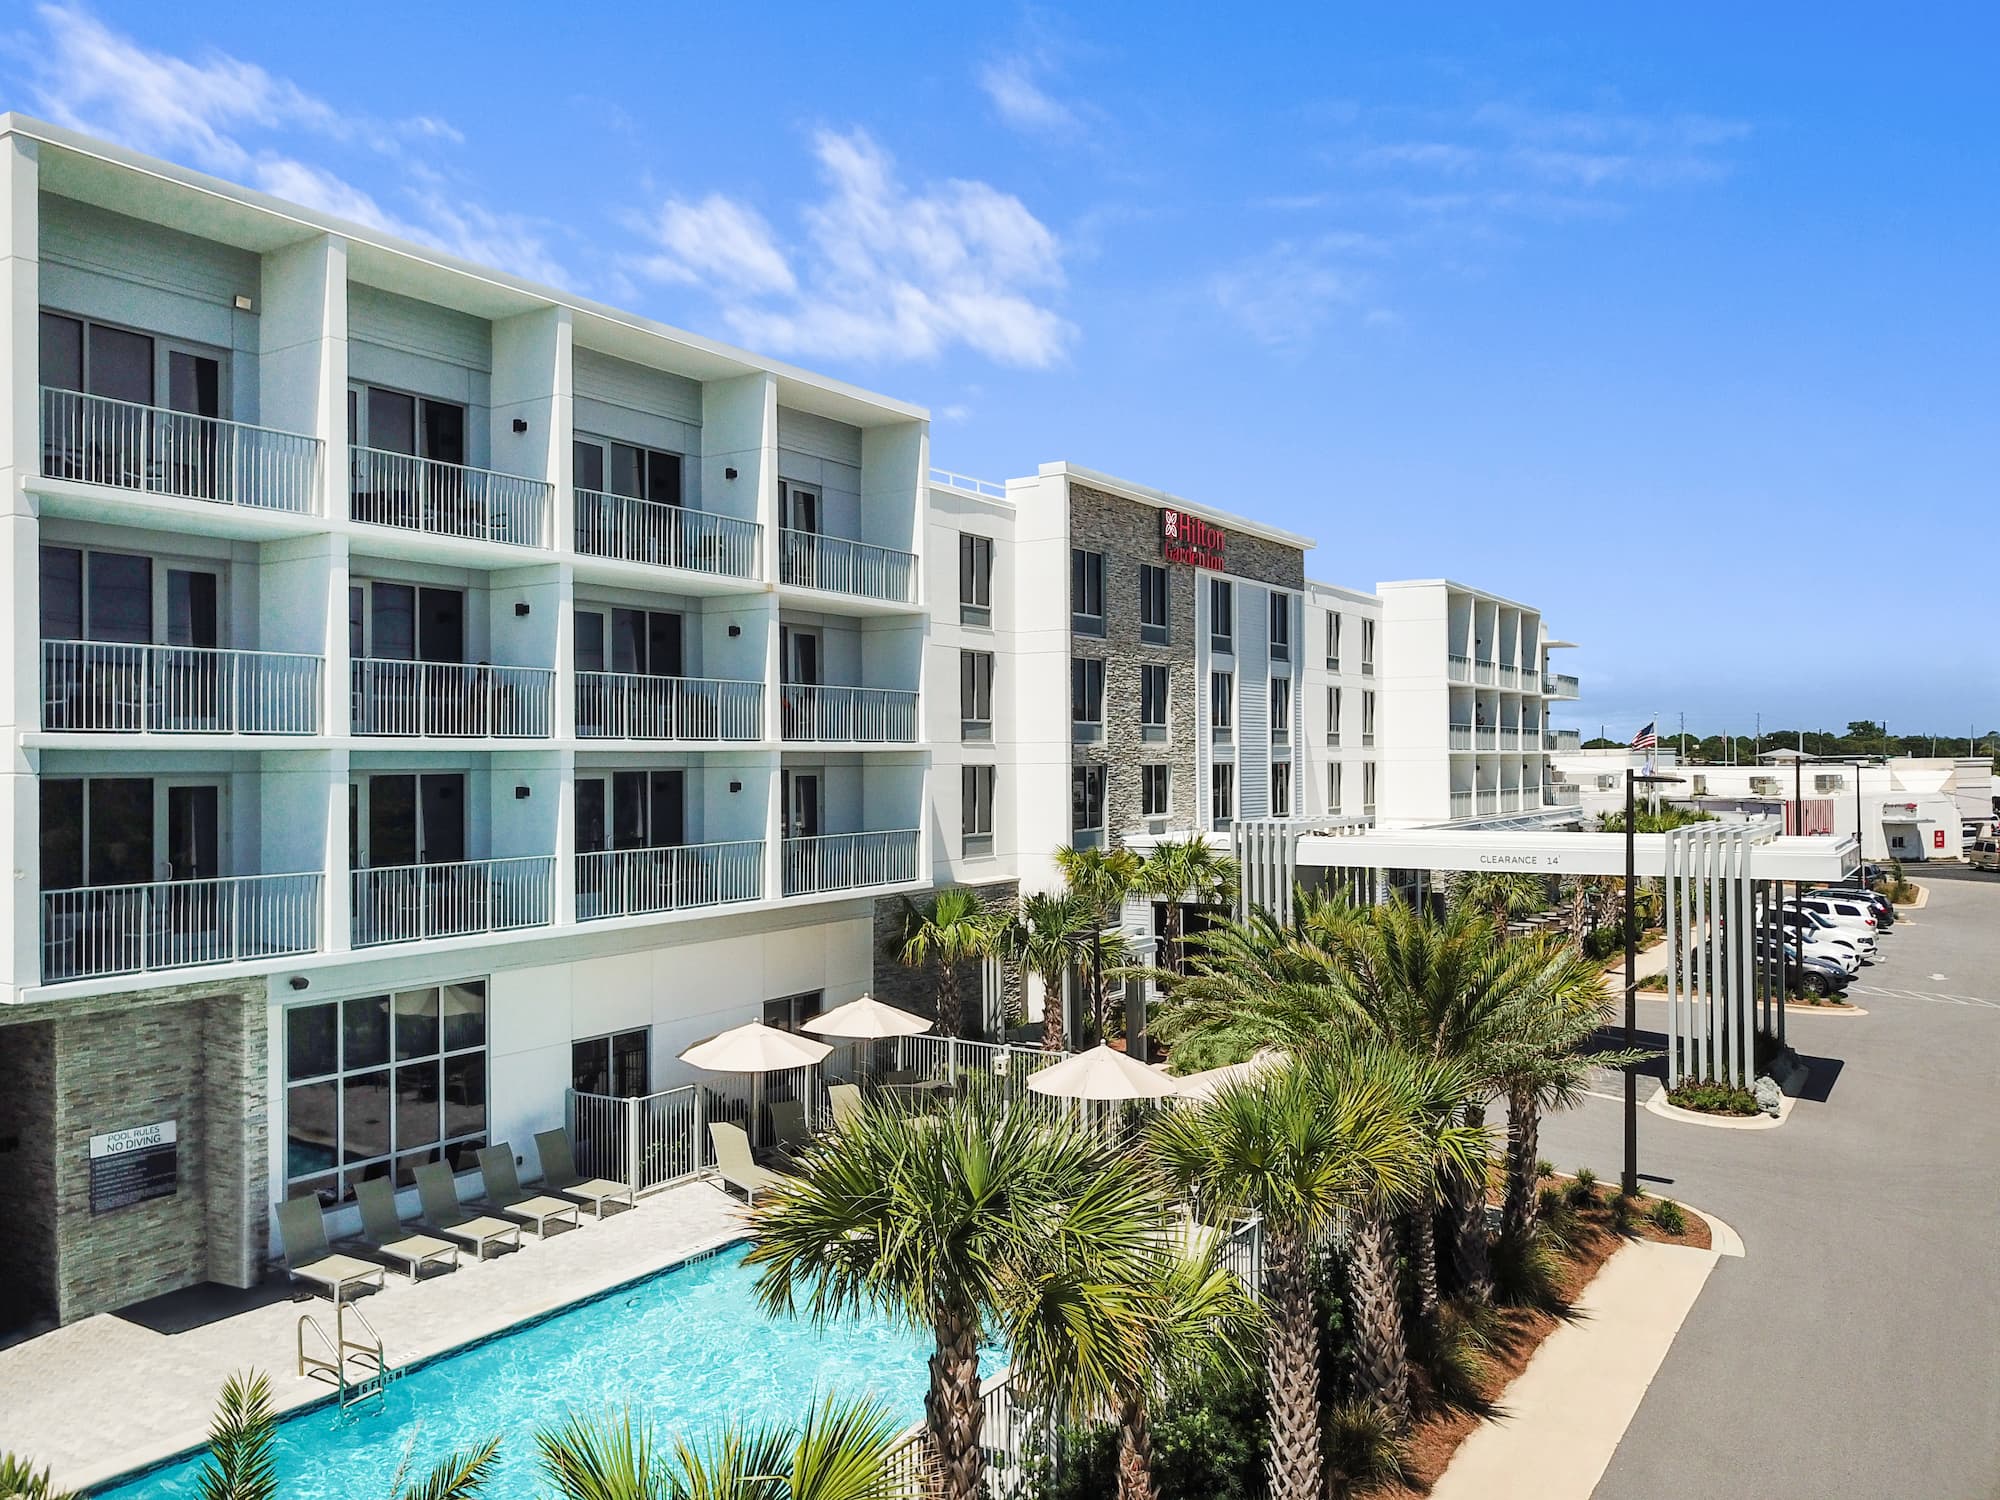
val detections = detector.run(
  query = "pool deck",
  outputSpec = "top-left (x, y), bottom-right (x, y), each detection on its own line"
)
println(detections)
top-left (0, 1179), bottom-right (750, 1493)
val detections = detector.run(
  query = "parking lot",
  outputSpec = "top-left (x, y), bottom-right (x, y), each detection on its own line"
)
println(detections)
top-left (1538, 866), bottom-right (2000, 1500)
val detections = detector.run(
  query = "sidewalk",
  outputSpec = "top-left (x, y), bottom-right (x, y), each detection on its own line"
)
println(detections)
top-left (1430, 1236), bottom-right (1724, 1500)
top-left (1599, 939), bottom-right (1671, 995)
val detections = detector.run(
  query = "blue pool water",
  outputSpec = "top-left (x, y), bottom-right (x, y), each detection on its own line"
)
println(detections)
top-left (96, 1244), bottom-right (967, 1499)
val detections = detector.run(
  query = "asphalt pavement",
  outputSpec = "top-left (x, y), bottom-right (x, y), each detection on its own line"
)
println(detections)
top-left (1533, 866), bottom-right (2000, 1500)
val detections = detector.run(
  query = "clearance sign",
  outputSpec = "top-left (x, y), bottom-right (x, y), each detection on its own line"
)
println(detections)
top-left (1160, 508), bottom-right (1227, 569)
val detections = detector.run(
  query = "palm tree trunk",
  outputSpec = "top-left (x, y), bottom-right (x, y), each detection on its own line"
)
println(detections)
top-left (1348, 1207), bottom-right (1412, 1420)
top-left (926, 1311), bottom-right (984, 1500)
top-left (1405, 1203), bottom-right (1439, 1332)
top-left (1501, 1085), bottom-right (1541, 1250)
top-left (1115, 1393), bottom-right (1160, 1500)
top-left (1040, 968), bottom-right (1066, 1051)
top-left (1448, 1104), bottom-right (1493, 1302)
top-left (937, 964), bottom-right (961, 1039)
top-left (1262, 1228), bottom-right (1322, 1500)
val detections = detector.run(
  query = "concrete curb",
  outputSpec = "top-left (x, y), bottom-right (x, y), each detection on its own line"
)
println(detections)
top-left (1784, 1001), bottom-right (1869, 1016)
top-left (1645, 1088), bottom-right (1791, 1131)
top-left (1688, 1203), bottom-right (1746, 1258)
top-left (1900, 881), bottom-right (1929, 909)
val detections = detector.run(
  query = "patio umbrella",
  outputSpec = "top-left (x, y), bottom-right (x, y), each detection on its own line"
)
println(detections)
top-left (679, 1022), bottom-right (832, 1147)
top-left (1027, 1042), bottom-right (1182, 1102)
top-left (800, 994), bottom-right (934, 1039)
top-left (1168, 1049), bottom-right (1287, 1104)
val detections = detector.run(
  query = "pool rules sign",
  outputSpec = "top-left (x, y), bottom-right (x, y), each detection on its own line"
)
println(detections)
top-left (88, 1119), bottom-right (178, 1213)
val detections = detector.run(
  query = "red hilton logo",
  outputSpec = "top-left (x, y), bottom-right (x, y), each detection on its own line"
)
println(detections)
top-left (1160, 508), bottom-right (1227, 569)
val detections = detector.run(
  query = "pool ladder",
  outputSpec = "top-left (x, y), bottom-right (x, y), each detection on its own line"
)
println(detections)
top-left (298, 1300), bottom-right (390, 1410)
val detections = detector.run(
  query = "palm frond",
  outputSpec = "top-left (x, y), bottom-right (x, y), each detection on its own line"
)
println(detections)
top-left (0, 1455), bottom-right (77, 1500)
top-left (535, 1411), bottom-right (657, 1500)
top-left (397, 1435), bottom-right (502, 1500)
top-left (196, 1370), bottom-right (277, 1500)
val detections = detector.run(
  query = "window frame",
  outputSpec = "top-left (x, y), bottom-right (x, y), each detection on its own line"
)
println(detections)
top-left (1211, 763), bottom-right (1235, 830)
top-left (1071, 548), bottom-right (1107, 637)
top-left (1208, 578), bottom-right (1234, 653)
top-left (1326, 685), bottom-right (1341, 747)
top-left (1071, 656), bottom-right (1106, 743)
top-left (1269, 593), bottom-right (1290, 661)
top-left (1140, 663), bottom-right (1169, 743)
top-left (1210, 670), bottom-right (1234, 743)
top-left (961, 764), bottom-right (996, 858)
top-left (1329, 761), bottom-right (1343, 815)
top-left (1142, 763), bottom-right (1171, 818)
top-left (1138, 563), bottom-right (1170, 645)
top-left (1270, 675), bottom-right (1291, 745)
top-left (960, 649), bottom-right (994, 741)
top-left (1325, 611), bottom-right (1341, 671)
top-left (959, 533), bottom-right (994, 628)
top-left (1070, 764), bottom-right (1107, 846)
top-left (1271, 760), bottom-right (1292, 818)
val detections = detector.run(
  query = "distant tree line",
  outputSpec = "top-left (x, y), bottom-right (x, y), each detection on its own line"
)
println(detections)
top-left (1579, 719), bottom-right (1999, 768)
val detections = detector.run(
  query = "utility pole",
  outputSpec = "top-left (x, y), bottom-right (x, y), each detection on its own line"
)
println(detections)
top-left (1755, 712), bottom-right (1761, 762)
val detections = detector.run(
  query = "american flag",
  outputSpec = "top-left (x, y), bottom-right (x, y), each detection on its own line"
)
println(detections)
top-left (1631, 721), bottom-right (1659, 750)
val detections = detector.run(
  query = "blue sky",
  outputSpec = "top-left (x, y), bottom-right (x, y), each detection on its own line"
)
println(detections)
top-left (5, 3), bottom-right (1994, 737)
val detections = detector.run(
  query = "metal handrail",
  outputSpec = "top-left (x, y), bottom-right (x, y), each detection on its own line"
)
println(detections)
top-left (351, 658), bottom-right (554, 738)
top-left (40, 640), bottom-right (323, 734)
top-left (928, 466), bottom-right (1008, 499)
top-left (41, 871), bottom-right (323, 983)
top-left (576, 672), bottom-right (763, 741)
top-left (576, 840), bottom-right (765, 919)
top-left (780, 684), bottom-right (919, 742)
top-left (574, 489), bottom-right (761, 578)
top-left (782, 828), bottom-right (921, 895)
top-left (778, 529), bottom-right (917, 603)
top-left (40, 386), bottom-right (322, 513)
top-left (351, 856), bottom-right (555, 946)
top-left (349, 444), bottom-right (552, 548)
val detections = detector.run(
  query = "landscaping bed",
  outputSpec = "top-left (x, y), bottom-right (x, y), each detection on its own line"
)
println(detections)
top-left (1373, 1182), bottom-right (1710, 1497)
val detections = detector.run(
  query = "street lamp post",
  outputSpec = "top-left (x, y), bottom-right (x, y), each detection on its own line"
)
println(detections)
top-left (1623, 768), bottom-right (1683, 1197)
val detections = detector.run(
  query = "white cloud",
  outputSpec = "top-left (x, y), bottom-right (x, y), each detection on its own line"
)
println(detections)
top-left (639, 128), bottom-right (1072, 368)
top-left (978, 55), bottom-right (1078, 136)
top-left (1212, 234), bottom-right (1385, 352)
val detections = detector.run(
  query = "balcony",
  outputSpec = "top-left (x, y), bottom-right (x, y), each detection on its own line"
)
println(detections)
top-left (574, 490), bottom-right (761, 580)
top-left (351, 660), bottom-right (554, 738)
top-left (1448, 723), bottom-right (1473, 751)
top-left (1474, 659), bottom-right (1497, 687)
top-left (1553, 729), bottom-right (1581, 753)
top-left (781, 685), bottom-right (919, 743)
top-left (779, 530), bottom-right (917, 604)
top-left (40, 388), bottom-right (320, 515)
top-left (783, 829), bottom-right (921, 896)
top-left (576, 840), bottom-right (765, 920)
top-left (41, 642), bottom-right (322, 735)
top-left (1522, 782), bottom-right (1543, 803)
top-left (1499, 665), bottom-right (1521, 689)
top-left (1447, 654), bottom-right (1471, 685)
top-left (1499, 789), bottom-right (1521, 813)
top-left (1520, 729), bottom-right (1540, 751)
top-left (577, 673), bottom-right (763, 741)
top-left (351, 856), bottom-right (554, 947)
top-left (1543, 672), bottom-right (1580, 700)
top-left (1477, 790), bottom-right (1499, 815)
top-left (1451, 791), bottom-right (1474, 818)
top-left (349, 446), bottom-right (552, 548)
top-left (1500, 728), bottom-right (1521, 751)
top-left (1475, 727), bottom-right (1497, 751)
top-left (41, 872), bottom-right (322, 983)
top-left (1548, 784), bottom-right (1582, 807)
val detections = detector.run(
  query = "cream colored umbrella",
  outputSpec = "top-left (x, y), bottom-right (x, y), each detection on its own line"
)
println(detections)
top-left (679, 1023), bottom-right (833, 1147)
top-left (800, 994), bottom-right (934, 1039)
top-left (1169, 1049), bottom-right (1287, 1104)
top-left (1027, 1042), bottom-right (1183, 1102)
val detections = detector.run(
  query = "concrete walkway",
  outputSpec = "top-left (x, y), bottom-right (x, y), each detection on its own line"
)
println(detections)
top-left (1431, 1237), bottom-right (1723, 1500)
top-left (0, 1179), bottom-right (748, 1492)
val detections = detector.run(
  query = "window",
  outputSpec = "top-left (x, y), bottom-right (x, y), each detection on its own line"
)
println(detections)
top-left (1211, 763), bottom-right (1235, 829)
top-left (1814, 774), bottom-right (1845, 793)
top-left (1270, 677), bottom-right (1291, 745)
top-left (573, 437), bottom-right (682, 505)
top-left (1142, 765), bottom-right (1171, 818)
top-left (764, 990), bottom-right (824, 1033)
top-left (1329, 762), bottom-right (1344, 815)
top-left (1361, 618), bottom-right (1376, 675)
top-left (1139, 564), bottom-right (1169, 645)
top-left (962, 765), bottom-right (996, 857)
top-left (1072, 657), bottom-right (1105, 742)
top-left (1272, 761), bottom-right (1292, 817)
top-left (959, 534), bottom-right (993, 627)
top-left (1270, 593), bottom-right (1290, 661)
top-left (1362, 691), bottom-right (1377, 748)
top-left (1210, 671), bottom-right (1233, 743)
top-left (1071, 766), bottom-right (1107, 847)
top-left (572, 1028), bottom-right (650, 1097)
top-left (1363, 762), bottom-right (1378, 817)
top-left (1140, 664), bottom-right (1169, 743)
top-left (1209, 579), bottom-right (1234, 652)
top-left (1325, 611), bottom-right (1342, 671)
top-left (961, 651), bottom-right (994, 741)
top-left (1326, 686), bottom-right (1342, 747)
top-left (284, 980), bottom-right (488, 1207)
top-left (1071, 549), bottom-right (1106, 635)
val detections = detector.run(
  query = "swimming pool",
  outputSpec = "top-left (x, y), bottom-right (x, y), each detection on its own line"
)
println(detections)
top-left (95, 1243), bottom-right (971, 1498)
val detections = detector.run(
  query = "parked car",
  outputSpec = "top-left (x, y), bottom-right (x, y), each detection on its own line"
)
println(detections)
top-left (1756, 939), bottom-right (1854, 999)
top-left (1812, 884), bottom-right (1895, 924)
top-left (1771, 908), bottom-right (1866, 970)
top-left (1793, 892), bottom-right (1883, 940)
top-left (1971, 838), bottom-right (2000, 873)
top-left (1785, 902), bottom-right (1878, 960)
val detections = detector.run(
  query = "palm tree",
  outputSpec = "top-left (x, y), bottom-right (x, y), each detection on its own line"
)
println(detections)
top-left (1054, 843), bottom-right (1142, 1042)
top-left (0, 1456), bottom-right (75, 1499)
top-left (1135, 837), bottom-right (1239, 979)
top-left (746, 1092), bottom-right (1162, 1500)
top-left (1008, 890), bottom-right (1098, 1051)
top-left (1147, 1053), bottom-right (1444, 1500)
top-left (1450, 870), bottom-right (1548, 936)
top-left (894, 886), bottom-right (1001, 1038)
top-left (537, 1392), bottom-right (917, 1499)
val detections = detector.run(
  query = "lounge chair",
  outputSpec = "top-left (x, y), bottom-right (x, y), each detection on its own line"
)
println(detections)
top-left (276, 1195), bottom-right (387, 1304)
top-left (827, 1083), bottom-right (865, 1134)
top-left (767, 1099), bottom-right (812, 1158)
top-left (476, 1144), bottom-right (583, 1236)
top-left (533, 1127), bottom-right (636, 1218)
top-left (708, 1122), bottom-right (785, 1204)
top-left (413, 1162), bottom-right (523, 1260)
top-left (351, 1177), bottom-right (459, 1281)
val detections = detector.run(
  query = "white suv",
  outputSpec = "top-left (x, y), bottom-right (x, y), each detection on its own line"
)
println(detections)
top-left (1972, 838), bottom-right (2000, 873)
top-left (1785, 902), bottom-right (1877, 959)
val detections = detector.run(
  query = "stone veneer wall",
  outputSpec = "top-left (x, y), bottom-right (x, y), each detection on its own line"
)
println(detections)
top-left (0, 985), bottom-right (270, 1324)
top-left (1069, 483), bottom-right (1307, 843)
top-left (872, 879), bottom-right (1020, 1037)
top-left (0, 1021), bottom-right (59, 1330)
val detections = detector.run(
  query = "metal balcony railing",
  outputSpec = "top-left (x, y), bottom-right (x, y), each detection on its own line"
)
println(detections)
top-left (782, 829), bottom-right (921, 896)
top-left (1521, 729), bottom-right (1541, 751)
top-left (41, 872), bottom-right (322, 983)
top-left (41, 641), bottom-right (322, 734)
top-left (40, 387), bottom-right (321, 514)
top-left (573, 490), bottom-right (761, 579)
top-left (1477, 790), bottom-right (1499, 815)
top-left (1474, 659), bottom-right (1497, 686)
top-left (349, 446), bottom-right (551, 548)
top-left (1450, 791), bottom-right (1474, 818)
top-left (1499, 789), bottom-right (1521, 813)
top-left (351, 660), bottom-right (553, 738)
top-left (1522, 782), bottom-right (1543, 804)
top-left (1543, 672), bottom-right (1580, 699)
top-left (780, 685), bottom-right (919, 743)
top-left (1448, 723), bottom-right (1473, 750)
top-left (351, 856), bottom-right (554, 947)
top-left (1549, 784), bottom-right (1582, 806)
top-left (1553, 729), bottom-right (1582, 753)
top-left (1475, 727), bottom-right (1497, 750)
top-left (1500, 728), bottom-right (1521, 751)
top-left (779, 529), bottom-right (916, 603)
top-left (576, 673), bottom-right (763, 741)
top-left (1447, 654), bottom-right (1471, 684)
top-left (576, 840), bottom-right (765, 920)
top-left (1499, 665), bottom-right (1521, 689)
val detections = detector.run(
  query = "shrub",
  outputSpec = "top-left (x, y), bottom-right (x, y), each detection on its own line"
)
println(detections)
top-left (1536, 1157), bottom-right (1556, 1180)
top-left (1535, 1188), bottom-right (1581, 1256)
top-left (1043, 1364), bottom-right (1269, 1500)
top-left (1651, 1199), bottom-right (1689, 1236)
top-left (1325, 1399), bottom-right (1411, 1496)
top-left (1412, 1299), bottom-right (1494, 1413)
top-left (1667, 1079), bottom-right (1760, 1116)
top-left (1610, 1191), bottom-right (1643, 1236)
top-left (1565, 1166), bottom-right (1599, 1206)
top-left (1491, 1230), bottom-right (1568, 1311)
